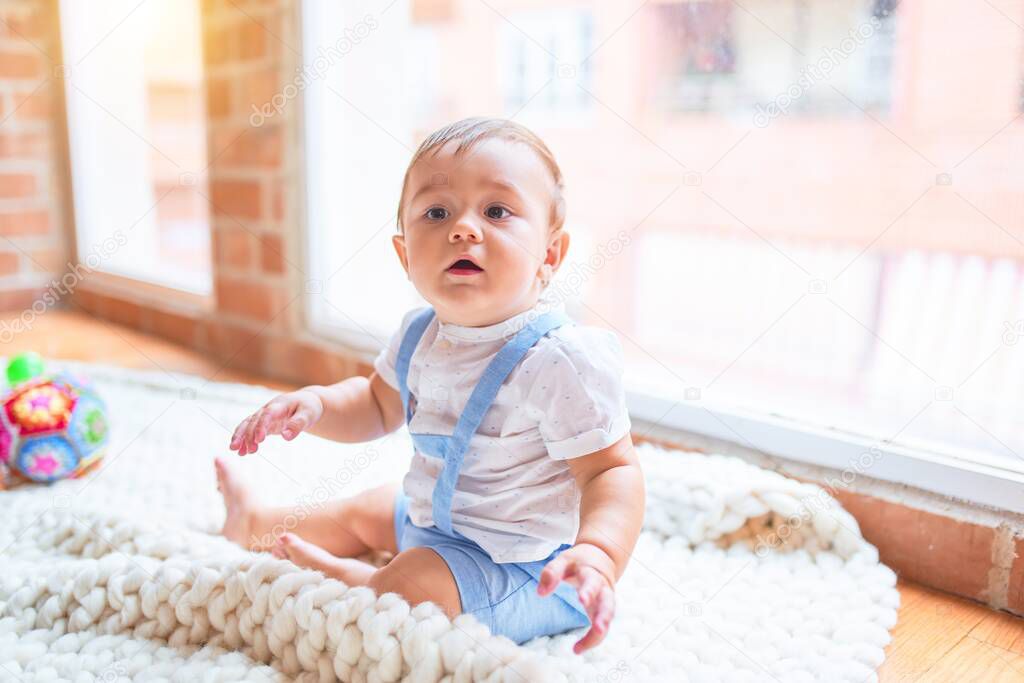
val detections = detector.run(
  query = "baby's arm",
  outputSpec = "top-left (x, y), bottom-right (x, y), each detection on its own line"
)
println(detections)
top-left (536, 433), bottom-right (644, 653)
top-left (304, 373), bottom-right (404, 442)
top-left (229, 372), bottom-right (403, 455)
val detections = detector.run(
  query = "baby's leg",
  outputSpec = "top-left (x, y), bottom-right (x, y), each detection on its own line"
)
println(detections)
top-left (265, 536), bottom-right (460, 610)
top-left (215, 457), bottom-right (400, 557)
top-left (271, 532), bottom-right (379, 586)
top-left (369, 547), bottom-right (462, 619)
top-left (216, 459), bottom-right (459, 609)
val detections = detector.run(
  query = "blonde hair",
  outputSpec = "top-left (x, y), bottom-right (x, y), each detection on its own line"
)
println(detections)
top-left (396, 117), bottom-right (566, 234)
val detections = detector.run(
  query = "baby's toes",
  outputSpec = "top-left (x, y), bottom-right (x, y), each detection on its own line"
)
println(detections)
top-left (279, 532), bottom-right (299, 556)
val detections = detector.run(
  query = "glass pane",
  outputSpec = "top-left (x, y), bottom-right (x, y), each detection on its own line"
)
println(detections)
top-left (59, 0), bottom-right (211, 294)
top-left (303, 0), bottom-right (1024, 471)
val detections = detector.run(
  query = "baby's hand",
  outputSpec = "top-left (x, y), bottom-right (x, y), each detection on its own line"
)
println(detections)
top-left (229, 389), bottom-right (324, 455)
top-left (537, 543), bottom-right (616, 654)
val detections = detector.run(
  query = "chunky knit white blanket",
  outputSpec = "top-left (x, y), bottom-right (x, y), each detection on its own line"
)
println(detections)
top-left (0, 362), bottom-right (898, 682)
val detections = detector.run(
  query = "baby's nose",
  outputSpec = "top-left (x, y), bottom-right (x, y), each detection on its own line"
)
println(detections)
top-left (449, 222), bottom-right (483, 242)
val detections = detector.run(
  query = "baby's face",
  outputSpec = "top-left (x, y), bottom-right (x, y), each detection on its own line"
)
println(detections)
top-left (394, 137), bottom-right (567, 326)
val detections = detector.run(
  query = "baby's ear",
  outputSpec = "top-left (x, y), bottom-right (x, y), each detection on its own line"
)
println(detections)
top-left (392, 233), bottom-right (411, 278)
top-left (545, 228), bottom-right (570, 273)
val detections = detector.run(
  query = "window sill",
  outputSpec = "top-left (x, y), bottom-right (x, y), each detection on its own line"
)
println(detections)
top-left (76, 270), bottom-right (214, 316)
top-left (628, 390), bottom-right (1024, 515)
top-left (629, 393), bottom-right (1024, 614)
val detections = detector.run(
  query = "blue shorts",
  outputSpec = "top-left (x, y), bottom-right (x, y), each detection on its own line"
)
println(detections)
top-left (392, 492), bottom-right (590, 644)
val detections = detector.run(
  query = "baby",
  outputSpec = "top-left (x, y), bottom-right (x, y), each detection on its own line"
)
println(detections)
top-left (215, 117), bottom-right (645, 653)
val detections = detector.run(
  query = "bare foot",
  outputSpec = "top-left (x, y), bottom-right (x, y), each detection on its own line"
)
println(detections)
top-left (275, 532), bottom-right (377, 585)
top-left (215, 456), bottom-right (256, 549)
top-left (275, 532), bottom-right (340, 569)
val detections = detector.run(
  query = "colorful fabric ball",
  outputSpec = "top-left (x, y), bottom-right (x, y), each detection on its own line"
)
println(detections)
top-left (0, 376), bottom-right (109, 483)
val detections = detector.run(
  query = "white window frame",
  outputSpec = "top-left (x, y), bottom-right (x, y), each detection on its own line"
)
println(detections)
top-left (628, 390), bottom-right (1024, 514)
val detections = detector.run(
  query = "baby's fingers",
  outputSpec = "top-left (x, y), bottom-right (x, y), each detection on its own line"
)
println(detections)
top-left (537, 556), bottom-right (578, 597)
top-left (245, 408), bottom-right (275, 454)
top-left (231, 415), bottom-right (256, 454)
top-left (253, 407), bottom-right (276, 443)
top-left (229, 420), bottom-right (245, 450)
top-left (252, 402), bottom-right (290, 446)
top-left (242, 415), bottom-right (263, 455)
top-left (573, 585), bottom-right (614, 654)
top-left (242, 411), bottom-right (266, 453)
top-left (576, 566), bottom-right (606, 610)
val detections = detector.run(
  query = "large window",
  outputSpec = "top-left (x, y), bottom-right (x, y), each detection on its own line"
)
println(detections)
top-left (60, 0), bottom-right (211, 294)
top-left (303, 1), bottom-right (1024, 488)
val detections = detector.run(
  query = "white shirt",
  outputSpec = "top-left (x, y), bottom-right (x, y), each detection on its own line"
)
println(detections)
top-left (373, 298), bottom-right (632, 563)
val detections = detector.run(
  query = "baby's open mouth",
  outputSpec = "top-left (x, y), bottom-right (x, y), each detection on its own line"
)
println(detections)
top-left (447, 258), bottom-right (484, 275)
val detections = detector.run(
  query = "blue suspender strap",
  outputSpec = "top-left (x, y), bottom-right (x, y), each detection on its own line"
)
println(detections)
top-left (395, 308), bottom-right (436, 424)
top-left (432, 309), bottom-right (571, 535)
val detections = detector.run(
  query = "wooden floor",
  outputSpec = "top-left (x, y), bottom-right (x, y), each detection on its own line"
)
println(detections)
top-left (5, 308), bottom-right (1024, 681)
top-left (885, 582), bottom-right (1024, 681)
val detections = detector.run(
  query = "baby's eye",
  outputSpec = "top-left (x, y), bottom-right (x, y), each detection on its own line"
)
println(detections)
top-left (425, 207), bottom-right (448, 221)
top-left (485, 205), bottom-right (510, 220)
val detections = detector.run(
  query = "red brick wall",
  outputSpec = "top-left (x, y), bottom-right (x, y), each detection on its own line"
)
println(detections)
top-left (201, 0), bottom-right (298, 370)
top-left (0, 0), bottom-right (67, 311)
